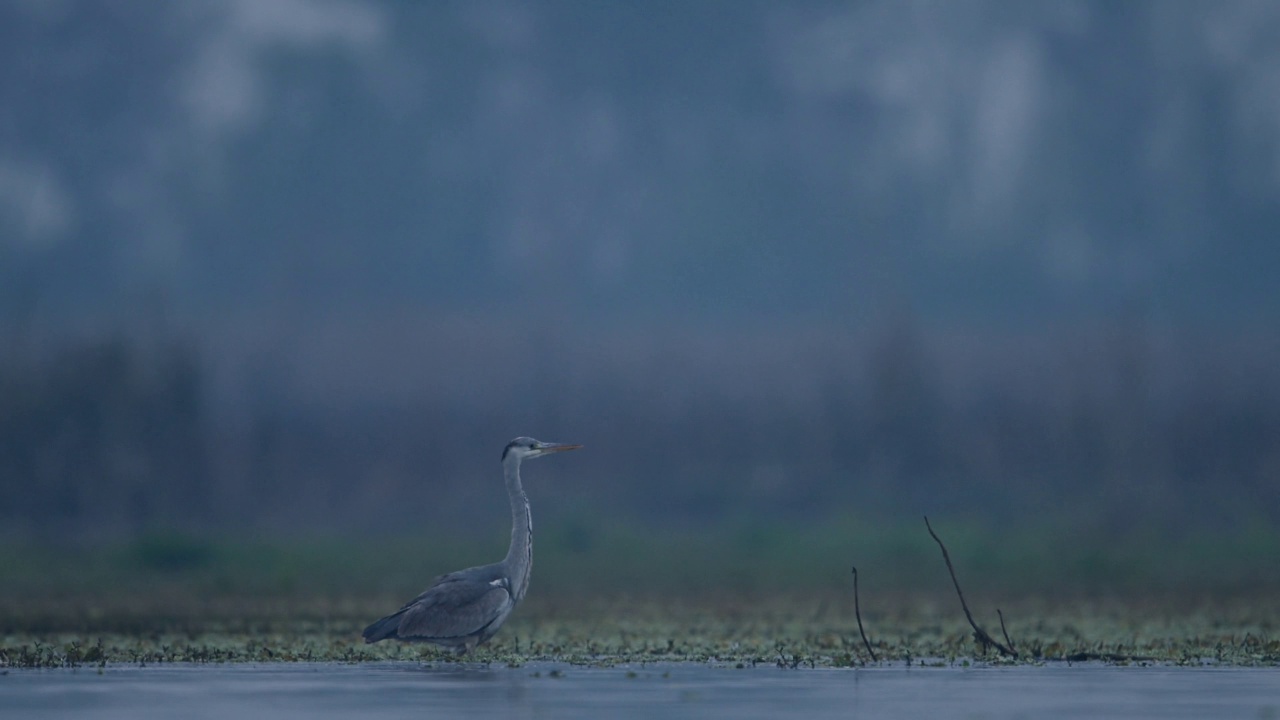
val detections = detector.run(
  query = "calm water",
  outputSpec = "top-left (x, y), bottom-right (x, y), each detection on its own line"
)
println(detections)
top-left (2, 662), bottom-right (1277, 719)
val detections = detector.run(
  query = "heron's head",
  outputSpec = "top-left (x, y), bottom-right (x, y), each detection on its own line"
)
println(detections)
top-left (501, 437), bottom-right (583, 462)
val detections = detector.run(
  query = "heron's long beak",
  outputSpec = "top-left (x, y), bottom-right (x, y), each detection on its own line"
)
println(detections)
top-left (539, 442), bottom-right (582, 453)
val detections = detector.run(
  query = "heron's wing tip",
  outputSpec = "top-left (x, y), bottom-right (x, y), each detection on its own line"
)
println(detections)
top-left (361, 613), bottom-right (404, 644)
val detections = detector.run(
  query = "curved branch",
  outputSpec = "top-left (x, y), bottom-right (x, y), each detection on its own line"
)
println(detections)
top-left (923, 516), bottom-right (1017, 658)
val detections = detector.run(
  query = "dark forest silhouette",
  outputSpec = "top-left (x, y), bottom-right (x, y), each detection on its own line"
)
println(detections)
top-left (3, 314), bottom-right (1276, 541)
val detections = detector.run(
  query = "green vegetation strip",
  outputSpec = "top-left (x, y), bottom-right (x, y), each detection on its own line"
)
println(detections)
top-left (2, 591), bottom-right (1277, 669)
top-left (2, 521), bottom-right (1277, 668)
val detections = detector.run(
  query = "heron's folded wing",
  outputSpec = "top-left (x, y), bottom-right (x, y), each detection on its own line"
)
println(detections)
top-left (395, 577), bottom-right (512, 640)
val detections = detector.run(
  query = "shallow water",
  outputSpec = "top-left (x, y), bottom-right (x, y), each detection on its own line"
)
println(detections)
top-left (3, 662), bottom-right (1277, 719)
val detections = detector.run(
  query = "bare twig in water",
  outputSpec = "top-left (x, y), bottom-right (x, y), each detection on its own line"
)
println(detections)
top-left (923, 516), bottom-right (1018, 658)
top-left (850, 566), bottom-right (878, 662)
top-left (997, 609), bottom-right (1017, 655)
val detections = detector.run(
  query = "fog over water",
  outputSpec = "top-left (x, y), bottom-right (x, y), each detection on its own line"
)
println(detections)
top-left (4, 663), bottom-right (1279, 720)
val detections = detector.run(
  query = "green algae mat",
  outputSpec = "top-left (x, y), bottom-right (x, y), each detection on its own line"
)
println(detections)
top-left (4, 591), bottom-right (1277, 668)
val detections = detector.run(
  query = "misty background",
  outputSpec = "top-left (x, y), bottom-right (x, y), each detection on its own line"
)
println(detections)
top-left (2, 1), bottom-right (1278, 551)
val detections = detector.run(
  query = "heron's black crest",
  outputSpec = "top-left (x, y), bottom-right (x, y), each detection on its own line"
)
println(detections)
top-left (502, 437), bottom-right (541, 460)
top-left (502, 437), bottom-right (530, 460)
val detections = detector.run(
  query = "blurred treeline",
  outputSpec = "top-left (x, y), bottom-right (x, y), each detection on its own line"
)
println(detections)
top-left (2, 314), bottom-right (1276, 544)
top-left (0, 333), bottom-right (206, 540)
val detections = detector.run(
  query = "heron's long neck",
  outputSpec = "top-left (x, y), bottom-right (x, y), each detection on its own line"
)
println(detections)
top-left (502, 456), bottom-right (533, 600)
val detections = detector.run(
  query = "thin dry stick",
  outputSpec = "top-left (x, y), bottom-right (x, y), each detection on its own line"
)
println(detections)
top-left (850, 566), bottom-right (878, 662)
top-left (923, 515), bottom-right (1017, 658)
top-left (997, 609), bottom-right (1017, 655)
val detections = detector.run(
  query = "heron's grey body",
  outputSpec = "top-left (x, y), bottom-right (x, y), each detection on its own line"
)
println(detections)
top-left (362, 437), bottom-right (580, 653)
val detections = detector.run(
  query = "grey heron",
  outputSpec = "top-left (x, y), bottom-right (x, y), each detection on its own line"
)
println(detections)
top-left (362, 437), bottom-right (581, 653)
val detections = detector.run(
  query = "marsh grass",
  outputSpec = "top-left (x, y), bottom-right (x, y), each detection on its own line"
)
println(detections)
top-left (2, 518), bottom-right (1278, 668)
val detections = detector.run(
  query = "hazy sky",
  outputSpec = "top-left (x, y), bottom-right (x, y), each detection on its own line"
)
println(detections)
top-left (4, 0), bottom-right (1280, 331)
top-left (3, 2), bottom-right (1280, 538)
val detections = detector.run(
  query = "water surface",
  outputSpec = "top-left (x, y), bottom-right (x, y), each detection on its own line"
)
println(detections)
top-left (3, 662), bottom-right (1277, 719)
